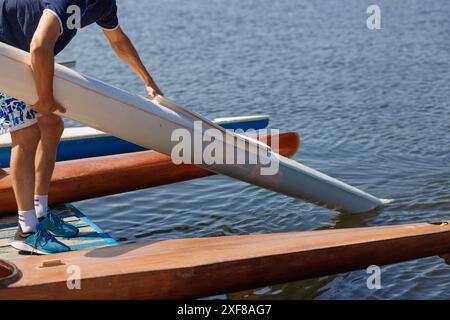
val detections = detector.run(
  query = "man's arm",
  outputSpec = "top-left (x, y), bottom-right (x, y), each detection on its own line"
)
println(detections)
top-left (30, 11), bottom-right (65, 115)
top-left (103, 27), bottom-right (163, 99)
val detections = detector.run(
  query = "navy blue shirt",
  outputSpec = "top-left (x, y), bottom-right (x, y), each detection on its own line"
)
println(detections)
top-left (0, 0), bottom-right (119, 55)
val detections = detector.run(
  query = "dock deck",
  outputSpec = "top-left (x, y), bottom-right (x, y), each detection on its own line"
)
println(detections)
top-left (0, 204), bottom-right (118, 261)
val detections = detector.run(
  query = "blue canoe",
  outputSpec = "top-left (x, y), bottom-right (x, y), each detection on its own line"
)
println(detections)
top-left (0, 115), bottom-right (269, 168)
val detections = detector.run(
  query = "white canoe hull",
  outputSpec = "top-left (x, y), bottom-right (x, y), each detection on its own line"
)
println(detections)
top-left (0, 43), bottom-right (387, 213)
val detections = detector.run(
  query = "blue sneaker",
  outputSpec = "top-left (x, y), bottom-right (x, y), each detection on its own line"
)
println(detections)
top-left (11, 224), bottom-right (71, 255)
top-left (39, 210), bottom-right (79, 238)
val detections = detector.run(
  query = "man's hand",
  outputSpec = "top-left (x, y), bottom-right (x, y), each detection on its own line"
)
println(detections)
top-left (32, 98), bottom-right (66, 116)
top-left (146, 83), bottom-right (163, 100)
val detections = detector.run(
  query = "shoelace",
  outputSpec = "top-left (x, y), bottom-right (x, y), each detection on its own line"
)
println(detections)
top-left (46, 211), bottom-right (64, 227)
top-left (31, 226), bottom-right (54, 255)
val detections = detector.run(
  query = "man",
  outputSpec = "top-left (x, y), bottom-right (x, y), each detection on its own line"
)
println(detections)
top-left (0, 0), bottom-right (163, 254)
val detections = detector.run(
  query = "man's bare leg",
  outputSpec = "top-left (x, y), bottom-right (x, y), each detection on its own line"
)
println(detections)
top-left (34, 114), bottom-right (64, 218)
top-left (10, 124), bottom-right (40, 232)
top-left (10, 116), bottom-right (73, 253)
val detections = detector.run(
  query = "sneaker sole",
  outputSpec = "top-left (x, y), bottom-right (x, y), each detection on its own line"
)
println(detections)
top-left (48, 230), bottom-right (79, 238)
top-left (11, 240), bottom-right (51, 255)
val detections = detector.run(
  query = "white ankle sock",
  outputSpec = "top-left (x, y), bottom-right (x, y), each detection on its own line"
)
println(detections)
top-left (34, 195), bottom-right (48, 219)
top-left (18, 210), bottom-right (38, 233)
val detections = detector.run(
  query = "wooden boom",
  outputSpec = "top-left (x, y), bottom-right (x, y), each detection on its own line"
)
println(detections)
top-left (0, 132), bottom-right (300, 215)
top-left (1, 221), bottom-right (449, 299)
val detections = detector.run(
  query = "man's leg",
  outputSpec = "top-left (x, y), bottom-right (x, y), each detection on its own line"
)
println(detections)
top-left (33, 114), bottom-right (78, 238)
top-left (34, 114), bottom-right (64, 218)
top-left (5, 96), bottom-right (72, 253)
top-left (10, 124), bottom-right (40, 232)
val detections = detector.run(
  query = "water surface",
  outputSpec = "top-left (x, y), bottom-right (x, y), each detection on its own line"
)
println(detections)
top-left (57, 0), bottom-right (450, 299)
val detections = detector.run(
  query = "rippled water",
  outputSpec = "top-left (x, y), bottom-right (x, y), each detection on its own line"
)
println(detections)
top-left (57, 0), bottom-right (450, 299)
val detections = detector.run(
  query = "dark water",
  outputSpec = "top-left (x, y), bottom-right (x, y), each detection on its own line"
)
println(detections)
top-left (57, 0), bottom-right (450, 299)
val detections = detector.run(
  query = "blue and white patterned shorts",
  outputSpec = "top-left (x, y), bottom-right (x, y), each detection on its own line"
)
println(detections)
top-left (0, 91), bottom-right (40, 135)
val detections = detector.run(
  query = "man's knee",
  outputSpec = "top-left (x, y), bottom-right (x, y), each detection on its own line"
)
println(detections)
top-left (10, 124), bottom-right (40, 152)
top-left (38, 115), bottom-right (64, 139)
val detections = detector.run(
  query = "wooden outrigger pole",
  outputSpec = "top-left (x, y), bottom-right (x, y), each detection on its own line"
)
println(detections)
top-left (1, 221), bottom-right (449, 299)
top-left (0, 131), bottom-right (300, 215)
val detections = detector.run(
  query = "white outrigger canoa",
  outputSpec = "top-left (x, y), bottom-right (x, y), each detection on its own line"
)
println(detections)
top-left (0, 43), bottom-right (389, 213)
